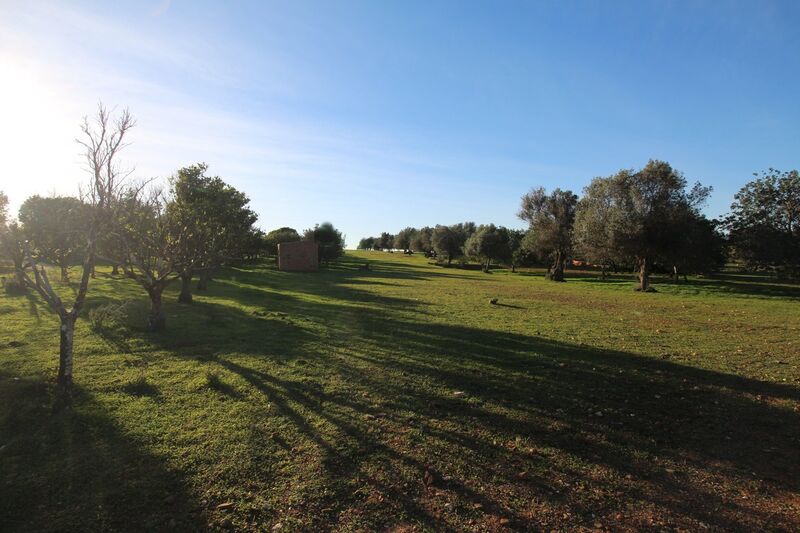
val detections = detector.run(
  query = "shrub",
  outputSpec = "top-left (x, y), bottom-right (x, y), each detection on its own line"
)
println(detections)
top-left (88, 300), bottom-right (148, 332)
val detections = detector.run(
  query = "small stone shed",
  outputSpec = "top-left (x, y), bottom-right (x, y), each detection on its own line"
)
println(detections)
top-left (278, 241), bottom-right (319, 272)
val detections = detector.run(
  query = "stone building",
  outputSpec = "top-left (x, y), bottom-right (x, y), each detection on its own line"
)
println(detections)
top-left (278, 241), bottom-right (319, 272)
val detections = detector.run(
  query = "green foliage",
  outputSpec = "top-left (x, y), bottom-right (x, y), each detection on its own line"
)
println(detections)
top-left (18, 195), bottom-right (85, 279)
top-left (393, 227), bottom-right (416, 252)
top-left (518, 187), bottom-right (578, 280)
top-left (264, 227), bottom-right (301, 256)
top-left (304, 222), bottom-right (344, 265)
top-left (431, 224), bottom-right (462, 265)
top-left (727, 168), bottom-right (799, 277)
top-left (2, 277), bottom-right (26, 296)
top-left (464, 224), bottom-right (511, 271)
top-left (357, 236), bottom-right (376, 250)
top-left (574, 160), bottom-right (711, 289)
top-left (410, 226), bottom-right (434, 254)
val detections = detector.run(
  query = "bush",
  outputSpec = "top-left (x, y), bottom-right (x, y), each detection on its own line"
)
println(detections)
top-left (2, 277), bottom-right (26, 296)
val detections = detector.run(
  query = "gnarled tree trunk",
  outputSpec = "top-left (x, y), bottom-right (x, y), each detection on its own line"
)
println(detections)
top-left (58, 312), bottom-right (76, 393)
top-left (147, 286), bottom-right (166, 331)
top-left (547, 251), bottom-right (565, 281)
top-left (637, 257), bottom-right (654, 292)
top-left (178, 271), bottom-right (193, 304)
top-left (60, 265), bottom-right (69, 283)
top-left (111, 263), bottom-right (119, 276)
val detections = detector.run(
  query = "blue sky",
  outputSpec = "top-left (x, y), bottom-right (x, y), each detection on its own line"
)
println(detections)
top-left (1, 1), bottom-right (798, 247)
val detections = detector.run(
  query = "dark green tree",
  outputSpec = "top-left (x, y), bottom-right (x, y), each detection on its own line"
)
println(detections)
top-left (304, 222), bottom-right (344, 266)
top-left (432, 224), bottom-right (463, 266)
top-left (411, 226), bottom-right (434, 254)
top-left (574, 160), bottom-right (710, 291)
top-left (393, 227), bottom-right (416, 252)
top-left (727, 169), bottom-right (799, 278)
top-left (18, 195), bottom-right (85, 282)
top-left (167, 163), bottom-right (257, 302)
top-left (464, 224), bottom-right (511, 272)
top-left (518, 187), bottom-right (577, 281)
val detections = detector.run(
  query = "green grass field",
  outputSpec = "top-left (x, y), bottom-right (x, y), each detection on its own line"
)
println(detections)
top-left (1, 252), bottom-right (799, 531)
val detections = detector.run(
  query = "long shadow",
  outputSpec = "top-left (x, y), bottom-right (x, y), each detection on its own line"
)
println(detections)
top-left (136, 266), bottom-right (800, 531)
top-left (0, 372), bottom-right (204, 532)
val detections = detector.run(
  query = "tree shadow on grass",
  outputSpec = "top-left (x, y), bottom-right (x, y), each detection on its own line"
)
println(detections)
top-left (140, 280), bottom-right (800, 531)
top-left (0, 372), bottom-right (204, 532)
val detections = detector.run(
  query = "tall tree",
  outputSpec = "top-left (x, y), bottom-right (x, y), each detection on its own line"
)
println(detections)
top-left (15, 104), bottom-right (135, 396)
top-left (727, 169), bottom-right (799, 278)
top-left (574, 160), bottom-right (710, 291)
top-left (518, 187), bottom-right (577, 281)
top-left (377, 232), bottom-right (394, 251)
top-left (0, 221), bottom-right (26, 285)
top-left (464, 224), bottom-right (511, 272)
top-left (304, 222), bottom-right (344, 266)
top-left (18, 196), bottom-right (85, 282)
top-left (168, 163), bottom-right (257, 302)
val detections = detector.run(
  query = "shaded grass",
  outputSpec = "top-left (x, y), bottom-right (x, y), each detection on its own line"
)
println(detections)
top-left (1, 253), bottom-right (799, 531)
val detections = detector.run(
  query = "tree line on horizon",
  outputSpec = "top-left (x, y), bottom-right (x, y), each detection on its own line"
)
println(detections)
top-left (0, 105), bottom-right (344, 398)
top-left (358, 160), bottom-right (799, 290)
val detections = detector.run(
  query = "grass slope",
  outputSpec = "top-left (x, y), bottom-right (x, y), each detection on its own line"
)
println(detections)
top-left (1, 252), bottom-right (799, 531)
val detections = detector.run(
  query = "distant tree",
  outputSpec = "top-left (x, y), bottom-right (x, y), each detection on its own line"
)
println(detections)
top-left (18, 196), bottom-right (85, 282)
top-left (507, 228), bottom-right (532, 273)
top-left (726, 169), bottom-right (799, 278)
top-left (0, 191), bottom-right (7, 228)
top-left (518, 187), bottom-right (577, 281)
top-left (168, 163), bottom-right (257, 301)
top-left (394, 227), bottom-right (416, 252)
top-left (242, 228), bottom-right (266, 260)
top-left (304, 222), bottom-right (344, 266)
top-left (464, 224), bottom-right (511, 272)
top-left (264, 227), bottom-right (301, 256)
top-left (357, 236), bottom-right (376, 250)
top-left (411, 226), bottom-right (434, 254)
top-left (574, 160), bottom-right (710, 291)
top-left (432, 224), bottom-right (464, 266)
top-left (114, 189), bottom-right (181, 330)
top-left (377, 232), bottom-right (394, 251)
top-left (0, 221), bottom-right (26, 285)
top-left (15, 104), bottom-right (135, 395)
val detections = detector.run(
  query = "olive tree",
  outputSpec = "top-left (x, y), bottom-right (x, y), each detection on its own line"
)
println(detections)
top-left (464, 224), bottom-right (511, 272)
top-left (393, 227), bottom-right (416, 253)
top-left (574, 160), bottom-right (710, 291)
top-left (18, 196), bottom-right (85, 282)
top-left (727, 169), bottom-right (799, 278)
top-left (264, 227), bottom-right (301, 256)
top-left (431, 224), bottom-right (463, 266)
top-left (518, 187), bottom-right (577, 281)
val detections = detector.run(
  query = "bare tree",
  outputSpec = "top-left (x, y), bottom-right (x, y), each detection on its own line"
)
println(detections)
top-left (16, 103), bottom-right (134, 398)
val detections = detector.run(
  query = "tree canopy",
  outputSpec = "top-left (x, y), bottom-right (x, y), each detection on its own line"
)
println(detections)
top-left (518, 187), bottom-right (577, 281)
top-left (727, 169), bottom-right (799, 278)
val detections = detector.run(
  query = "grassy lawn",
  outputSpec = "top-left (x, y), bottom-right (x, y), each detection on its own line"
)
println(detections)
top-left (1, 251), bottom-right (799, 531)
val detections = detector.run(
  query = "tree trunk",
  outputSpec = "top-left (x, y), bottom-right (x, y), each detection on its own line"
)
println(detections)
top-left (673, 265), bottom-right (680, 283)
top-left (178, 271), bottom-right (193, 304)
top-left (197, 269), bottom-right (212, 291)
top-left (148, 287), bottom-right (166, 331)
top-left (484, 258), bottom-right (491, 273)
top-left (511, 263), bottom-right (516, 273)
top-left (547, 252), bottom-right (565, 281)
top-left (601, 265), bottom-right (607, 280)
top-left (447, 256), bottom-right (452, 266)
top-left (111, 264), bottom-right (119, 276)
top-left (58, 313), bottom-right (76, 393)
top-left (637, 257), bottom-right (654, 292)
top-left (90, 265), bottom-right (96, 279)
top-left (60, 265), bottom-right (69, 283)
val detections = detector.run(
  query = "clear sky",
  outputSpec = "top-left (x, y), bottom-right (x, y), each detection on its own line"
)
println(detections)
top-left (1, 0), bottom-right (798, 247)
